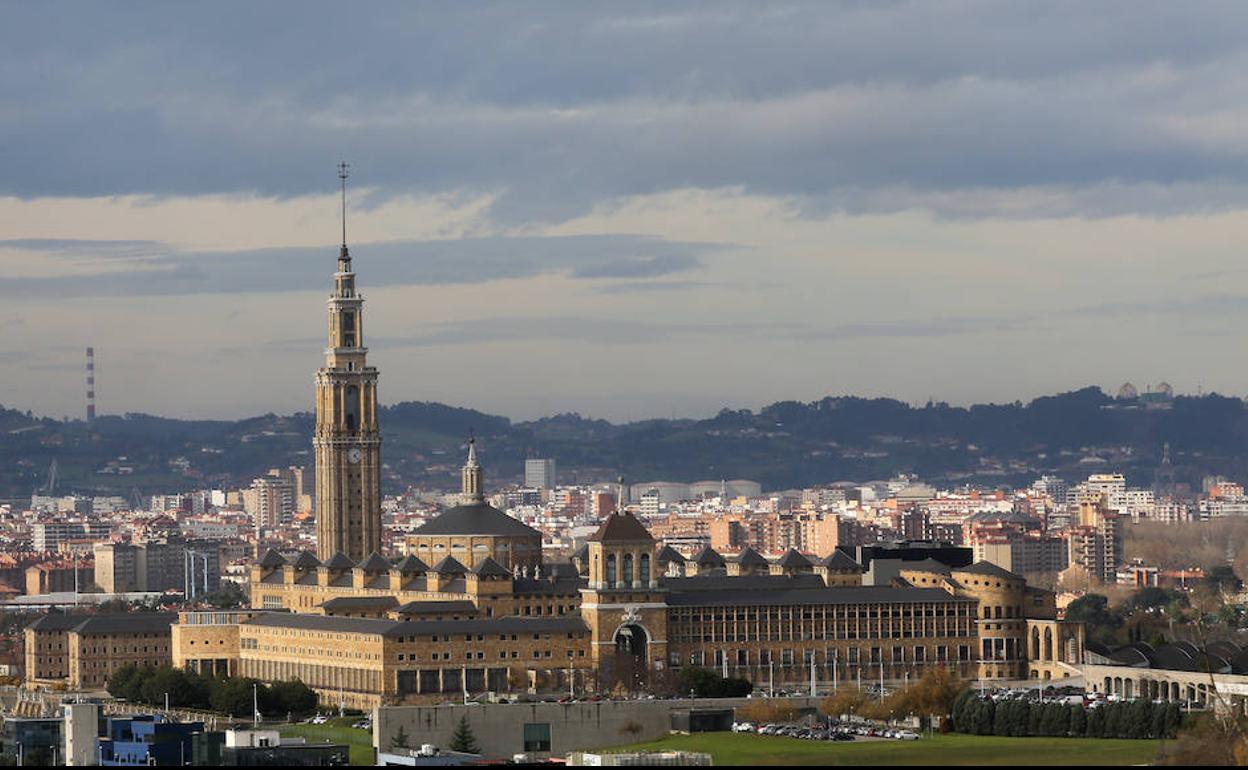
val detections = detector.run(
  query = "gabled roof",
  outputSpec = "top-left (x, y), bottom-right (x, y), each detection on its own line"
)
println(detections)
top-left (822, 550), bottom-right (863, 571)
top-left (430, 555), bottom-right (467, 574)
top-left (258, 549), bottom-right (287, 569)
top-left (572, 544), bottom-right (589, 561)
top-left (656, 545), bottom-right (686, 564)
top-left (29, 612), bottom-right (176, 635)
top-left (692, 546), bottom-right (725, 567)
top-left (357, 552), bottom-right (392, 573)
top-left (393, 555), bottom-right (428, 574)
top-left (777, 549), bottom-right (813, 569)
top-left (586, 512), bottom-right (654, 543)
top-left (412, 502), bottom-right (541, 538)
top-left (394, 600), bottom-right (478, 616)
top-left (323, 552), bottom-right (356, 571)
top-left (472, 557), bottom-right (511, 578)
top-left (956, 561), bottom-right (1023, 581)
top-left (735, 547), bottom-right (769, 568)
top-left (320, 596), bottom-right (399, 611)
top-left (291, 552), bottom-right (321, 570)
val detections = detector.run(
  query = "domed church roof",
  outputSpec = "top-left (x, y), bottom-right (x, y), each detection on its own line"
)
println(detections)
top-left (412, 438), bottom-right (541, 539)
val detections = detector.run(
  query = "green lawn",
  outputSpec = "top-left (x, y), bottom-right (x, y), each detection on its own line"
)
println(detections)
top-left (608, 732), bottom-right (1163, 766)
top-left (277, 717), bottom-right (374, 766)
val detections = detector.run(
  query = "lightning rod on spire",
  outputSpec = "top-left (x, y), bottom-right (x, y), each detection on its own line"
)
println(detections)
top-left (337, 161), bottom-right (350, 255)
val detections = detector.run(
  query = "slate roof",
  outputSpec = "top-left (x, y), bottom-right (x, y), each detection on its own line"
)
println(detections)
top-left (28, 612), bottom-right (177, 635)
top-left (241, 611), bottom-right (588, 638)
top-left (586, 512), bottom-right (655, 543)
top-left (394, 600), bottom-right (478, 616)
top-left (692, 546), bottom-right (725, 567)
top-left (777, 549), bottom-right (813, 569)
top-left (291, 552), bottom-right (321, 570)
top-left (955, 561), bottom-right (1024, 581)
top-left (512, 576), bottom-right (585, 595)
top-left (393, 555), bottom-right (428, 573)
top-left (430, 556), bottom-right (467, 574)
top-left (472, 557), bottom-right (511, 578)
top-left (734, 547), bottom-right (769, 568)
top-left (412, 502), bottom-right (541, 538)
top-left (822, 550), bottom-right (863, 571)
top-left (323, 552), bottom-right (356, 570)
top-left (357, 552), bottom-right (392, 572)
top-left (258, 549), bottom-right (287, 569)
top-left (320, 596), bottom-right (399, 611)
top-left (664, 584), bottom-right (974, 609)
top-left (656, 545), bottom-right (686, 564)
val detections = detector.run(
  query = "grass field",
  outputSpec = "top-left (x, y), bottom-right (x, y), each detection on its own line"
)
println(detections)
top-left (277, 717), bottom-right (374, 765)
top-left (609, 732), bottom-right (1163, 766)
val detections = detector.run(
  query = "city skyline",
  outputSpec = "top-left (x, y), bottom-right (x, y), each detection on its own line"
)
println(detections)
top-left (7, 2), bottom-right (1248, 423)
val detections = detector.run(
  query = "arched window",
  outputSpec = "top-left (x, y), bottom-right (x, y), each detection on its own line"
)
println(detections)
top-left (605, 554), bottom-right (616, 586)
top-left (640, 554), bottom-right (651, 585)
top-left (622, 553), bottom-right (634, 586)
top-left (345, 385), bottom-right (359, 431)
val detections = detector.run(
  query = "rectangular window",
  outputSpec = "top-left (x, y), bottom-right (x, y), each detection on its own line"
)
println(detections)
top-left (523, 723), bottom-right (552, 753)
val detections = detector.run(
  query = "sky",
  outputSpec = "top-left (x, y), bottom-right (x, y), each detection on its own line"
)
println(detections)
top-left (3, 1), bottom-right (1248, 422)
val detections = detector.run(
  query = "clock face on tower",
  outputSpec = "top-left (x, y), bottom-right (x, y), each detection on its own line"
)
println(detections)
top-left (347, 447), bottom-right (362, 464)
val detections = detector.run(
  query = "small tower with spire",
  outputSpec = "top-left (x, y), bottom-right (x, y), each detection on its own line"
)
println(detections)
top-left (462, 436), bottom-right (485, 504)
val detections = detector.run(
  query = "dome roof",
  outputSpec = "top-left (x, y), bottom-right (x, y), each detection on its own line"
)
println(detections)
top-left (412, 501), bottom-right (540, 539)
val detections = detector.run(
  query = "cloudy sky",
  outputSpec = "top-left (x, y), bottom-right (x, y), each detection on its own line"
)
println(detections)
top-left (3, 1), bottom-right (1248, 421)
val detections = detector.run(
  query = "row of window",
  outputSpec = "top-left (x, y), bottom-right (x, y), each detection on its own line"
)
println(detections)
top-left (675, 644), bottom-right (976, 667)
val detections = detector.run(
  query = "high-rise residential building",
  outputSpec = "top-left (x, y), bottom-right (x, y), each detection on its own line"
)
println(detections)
top-left (314, 167), bottom-right (382, 561)
top-left (524, 458), bottom-right (556, 490)
top-left (245, 468), bottom-right (305, 529)
top-left (32, 521), bottom-right (110, 552)
top-left (94, 540), bottom-right (221, 595)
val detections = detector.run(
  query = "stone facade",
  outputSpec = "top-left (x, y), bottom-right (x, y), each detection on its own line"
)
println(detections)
top-left (25, 613), bottom-right (175, 690)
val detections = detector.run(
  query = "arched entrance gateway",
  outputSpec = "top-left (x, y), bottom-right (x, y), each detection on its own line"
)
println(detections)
top-left (615, 623), bottom-right (649, 657)
top-left (612, 623), bottom-right (650, 690)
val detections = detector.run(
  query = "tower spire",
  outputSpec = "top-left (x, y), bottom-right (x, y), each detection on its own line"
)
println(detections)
top-left (462, 435), bottom-right (485, 504)
top-left (337, 161), bottom-right (350, 260)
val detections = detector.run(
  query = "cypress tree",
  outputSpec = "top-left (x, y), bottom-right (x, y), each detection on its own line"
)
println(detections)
top-left (1067, 703), bottom-right (1086, 737)
top-left (449, 715), bottom-right (480, 754)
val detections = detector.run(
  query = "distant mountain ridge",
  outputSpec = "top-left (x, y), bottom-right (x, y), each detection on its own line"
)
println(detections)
top-left (2, 387), bottom-right (1246, 499)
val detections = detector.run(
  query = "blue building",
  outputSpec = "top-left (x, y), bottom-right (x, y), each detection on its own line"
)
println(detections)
top-left (98, 715), bottom-right (204, 766)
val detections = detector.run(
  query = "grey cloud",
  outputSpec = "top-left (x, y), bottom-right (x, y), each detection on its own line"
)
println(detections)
top-left (371, 317), bottom-right (804, 348)
top-left (370, 312), bottom-right (1041, 349)
top-left (0, 235), bottom-right (714, 298)
top-left (6, 3), bottom-right (1248, 220)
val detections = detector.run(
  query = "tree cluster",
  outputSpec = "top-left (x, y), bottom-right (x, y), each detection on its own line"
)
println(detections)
top-left (821, 668), bottom-right (965, 727)
top-left (107, 664), bottom-right (318, 719)
top-left (675, 666), bottom-right (753, 698)
top-left (950, 690), bottom-right (1182, 739)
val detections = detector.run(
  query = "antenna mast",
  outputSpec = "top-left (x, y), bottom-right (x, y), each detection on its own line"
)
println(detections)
top-left (337, 161), bottom-right (350, 256)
